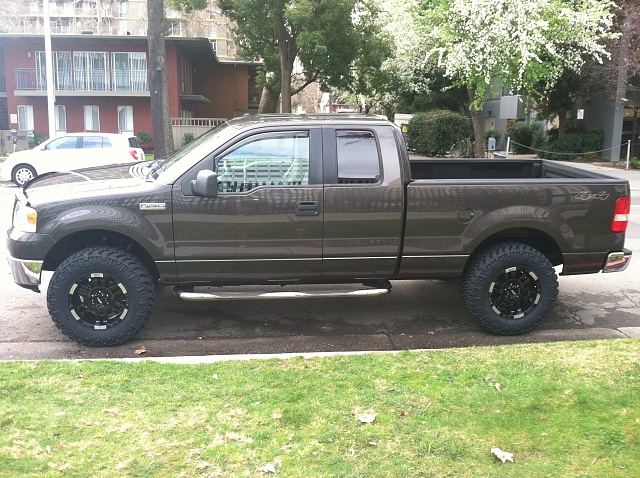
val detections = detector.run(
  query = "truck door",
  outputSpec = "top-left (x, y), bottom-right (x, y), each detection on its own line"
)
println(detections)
top-left (321, 126), bottom-right (405, 279)
top-left (172, 128), bottom-right (324, 283)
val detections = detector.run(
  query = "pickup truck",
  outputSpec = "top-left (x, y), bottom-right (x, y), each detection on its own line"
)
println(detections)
top-left (6, 114), bottom-right (632, 346)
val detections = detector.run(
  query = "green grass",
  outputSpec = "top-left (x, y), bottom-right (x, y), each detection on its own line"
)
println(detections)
top-left (1, 340), bottom-right (639, 477)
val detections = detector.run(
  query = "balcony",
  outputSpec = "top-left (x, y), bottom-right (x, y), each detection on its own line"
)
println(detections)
top-left (13, 68), bottom-right (150, 97)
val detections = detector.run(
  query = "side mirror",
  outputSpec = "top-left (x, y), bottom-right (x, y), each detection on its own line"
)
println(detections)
top-left (191, 170), bottom-right (218, 198)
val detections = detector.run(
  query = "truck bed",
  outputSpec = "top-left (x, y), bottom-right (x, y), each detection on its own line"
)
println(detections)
top-left (409, 158), bottom-right (612, 180)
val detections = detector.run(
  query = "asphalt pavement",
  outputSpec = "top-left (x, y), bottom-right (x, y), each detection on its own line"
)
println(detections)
top-left (1, 161), bottom-right (639, 362)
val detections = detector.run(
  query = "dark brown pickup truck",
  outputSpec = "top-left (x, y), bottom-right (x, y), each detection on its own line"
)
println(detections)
top-left (6, 114), bottom-right (632, 345)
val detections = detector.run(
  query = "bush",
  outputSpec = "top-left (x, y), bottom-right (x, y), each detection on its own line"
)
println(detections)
top-left (28, 131), bottom-right (48, 149)
top-left (630, 157), bottom-right (640, 169)
top-left (136, 131), bottom-right (152, 150)
top-left (506, 121), bottom-right (539, 154)
top-left (182, 132), bottom-right (195, 146)
top-left (408, 110), bottom-right (472, 156)
top-left (449, 138), bottom-right (475, 158)
top-left (539, 129), bottom-right (604, 161)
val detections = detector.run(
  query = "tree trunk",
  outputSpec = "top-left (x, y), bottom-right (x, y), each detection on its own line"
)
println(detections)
top-left (258, 87), bottom-right (280, 113)
top-left (557, 110), bottom-right (567, 136)
top-left (275, 12), bottom-right (297, 114)
top-left (147, 0), bottom-right (174, 159)
top-left (468, 88), bottom-right (485, 158)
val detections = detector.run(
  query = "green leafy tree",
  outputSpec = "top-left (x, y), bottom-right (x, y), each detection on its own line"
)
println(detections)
top-left (218, 0), bottom-right (389, 113)
top-left (415, 0), bottom-right (617, 157)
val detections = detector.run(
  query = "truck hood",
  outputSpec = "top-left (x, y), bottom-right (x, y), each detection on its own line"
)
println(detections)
top-left (22, 162), bottom-right (156, 204)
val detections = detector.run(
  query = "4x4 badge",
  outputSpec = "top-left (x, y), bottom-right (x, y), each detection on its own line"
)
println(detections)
top-left (575, 191), bottom-right (609, 201)
top-left (140, 202), bottom-right (166, 211)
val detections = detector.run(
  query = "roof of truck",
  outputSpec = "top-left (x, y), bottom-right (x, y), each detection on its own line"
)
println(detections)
top-left (225, 113), bottom-right (393, 129)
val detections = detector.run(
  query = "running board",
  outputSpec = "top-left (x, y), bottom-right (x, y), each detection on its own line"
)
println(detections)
top-left (174, 282), bottom-right (392, 301)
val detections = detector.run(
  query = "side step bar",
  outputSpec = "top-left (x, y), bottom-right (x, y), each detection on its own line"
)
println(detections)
top-left (174, 281), bottom-right (392, 301)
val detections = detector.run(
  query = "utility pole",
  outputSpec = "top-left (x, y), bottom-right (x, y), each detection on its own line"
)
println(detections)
top-left (43, 0), bottom-right (56, 138)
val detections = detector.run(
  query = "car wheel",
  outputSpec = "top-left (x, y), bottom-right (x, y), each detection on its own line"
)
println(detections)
top-left (12, 164), bottom-right (36, 186)
top-left (47, 247), bottom-right (155, 346)
top-left (461, 242), bottom-right (558, 335)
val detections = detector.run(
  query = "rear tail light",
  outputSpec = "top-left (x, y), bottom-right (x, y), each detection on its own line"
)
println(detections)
top-left (611, 197), bottom-right (631, 233)
top-left (129, 149), bottom-right (140, 161)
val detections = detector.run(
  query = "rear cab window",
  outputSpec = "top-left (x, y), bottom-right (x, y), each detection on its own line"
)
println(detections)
top-left (336, 130), bottom-right (381, 184)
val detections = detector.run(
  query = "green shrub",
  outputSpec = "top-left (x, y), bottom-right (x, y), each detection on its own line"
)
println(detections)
top-left (449, 138), bottom-right (475, 158)
top-left (630, 157), bottom-right (640, 169)
top-left (408, 110), bottom-right (472, 156)
top-left (136, 131), bottom-right (152, 150)
top-left (506, 121), bottom-right (539, 154)
top-left (28, 131), bottom-right (48, 149)
top-left (540, 129), bottom-right (604, 161)
top-left (484, 129), bottom-right (501, 141)
top-left (182, 132), bottom-right (195, 146)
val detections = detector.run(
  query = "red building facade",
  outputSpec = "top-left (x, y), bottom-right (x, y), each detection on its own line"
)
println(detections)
top-left (0, 33), bottom-right (260, 148)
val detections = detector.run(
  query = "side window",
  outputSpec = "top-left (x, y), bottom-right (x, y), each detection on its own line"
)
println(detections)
top-left (216, 132), bottom-right (310, 193)
top-left (336, 130), bottom-right (381, 184)
top-left (46, 136), bottom-right (78, 150)
top-left (82, 136), bottom-right (110, 148)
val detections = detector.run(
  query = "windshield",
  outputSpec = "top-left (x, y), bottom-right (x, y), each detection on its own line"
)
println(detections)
top-left (149, 122), bottom-right (236, 181)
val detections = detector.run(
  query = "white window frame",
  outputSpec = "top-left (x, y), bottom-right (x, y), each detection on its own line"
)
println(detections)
top-left (112, 52), bottom-right (147, 92)
top-left (17, 105), bottom-right (34, 131)
top-left (117, 105), bottom-right (134, 135)
top-left (55, 105), bottom-right (67, 133)
top-left (83, 105), bottom-right (100, 131)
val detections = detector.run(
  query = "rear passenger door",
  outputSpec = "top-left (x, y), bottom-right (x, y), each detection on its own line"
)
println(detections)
top-left (321, 126), bottom-right (405, 279)
top-left (172, 127), bottom-right (325, 282)
top-left (81, 135), bottom-right (113, 167)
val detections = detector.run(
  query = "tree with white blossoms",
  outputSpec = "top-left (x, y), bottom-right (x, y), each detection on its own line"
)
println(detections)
top-left (415, 0), bottom-right (618, 158)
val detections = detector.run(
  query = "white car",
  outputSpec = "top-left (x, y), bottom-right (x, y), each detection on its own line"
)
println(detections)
top-left (1, 133), bottom-right (145, 186)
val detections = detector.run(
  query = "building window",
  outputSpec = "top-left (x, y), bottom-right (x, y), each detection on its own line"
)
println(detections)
top-left (36, 51), bottom-right (72, 91)
top-left (84, 105), bottom-right (100, 131)
top-left (112, 52), bottom-right (147, 91)
top-left (181, 57), bottom-right (192, 94)
top-left (117, 105), bottom-right (134, 135)
top-left (169, 21), bottom-right (182, 36)
top-left (74, 52), bottom-right (108, 91)
top-left (55, 105), bottom-right (66, 133)
top-left (17, 105), bottom-right (34, 131)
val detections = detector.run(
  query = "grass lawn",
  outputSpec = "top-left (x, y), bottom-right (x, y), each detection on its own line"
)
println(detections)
top-left (1, 339), bottom-right (639, 477)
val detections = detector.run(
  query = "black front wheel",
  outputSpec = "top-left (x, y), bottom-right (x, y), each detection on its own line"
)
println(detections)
top-left (462, 242), bottom-right (558, 335)
top-left (47, 247), bottom-right (155, 346)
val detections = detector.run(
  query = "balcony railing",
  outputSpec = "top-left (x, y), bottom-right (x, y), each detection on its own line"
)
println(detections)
top-left (14, 68), bottom-right (149, 93)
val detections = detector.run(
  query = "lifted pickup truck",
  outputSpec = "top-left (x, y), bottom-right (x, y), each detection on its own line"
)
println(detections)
top-left (6, 114), bottom-right (632, 346)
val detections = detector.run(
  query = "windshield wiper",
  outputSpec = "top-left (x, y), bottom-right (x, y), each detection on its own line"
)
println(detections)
top-left (144, 158), bottom-right (167, 180)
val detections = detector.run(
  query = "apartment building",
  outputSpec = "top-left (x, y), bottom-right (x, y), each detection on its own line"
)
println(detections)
top-left (0, 0), bottom-right (238, 61)
top-left (0, 33), bottom-right (260, 149)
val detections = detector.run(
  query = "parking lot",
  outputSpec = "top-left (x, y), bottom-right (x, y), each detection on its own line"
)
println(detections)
top-left (1, 162), bottom-right (639, 361)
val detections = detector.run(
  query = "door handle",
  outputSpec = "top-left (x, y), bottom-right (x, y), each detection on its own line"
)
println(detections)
top-left (295, 200), bottom-right (320, 216)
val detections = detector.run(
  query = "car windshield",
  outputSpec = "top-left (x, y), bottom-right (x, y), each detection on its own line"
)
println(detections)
top-left (150, 122), bottom-right (236, 181)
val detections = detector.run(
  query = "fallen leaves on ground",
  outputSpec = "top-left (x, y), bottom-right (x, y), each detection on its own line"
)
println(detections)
top-left (134, 346), bottom-right (148, 356)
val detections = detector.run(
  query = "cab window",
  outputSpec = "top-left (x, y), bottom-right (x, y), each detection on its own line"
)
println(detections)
top-left (336, 130), bottom-right (380, 184)
top-left (216, 132), bottom-right (310, 193)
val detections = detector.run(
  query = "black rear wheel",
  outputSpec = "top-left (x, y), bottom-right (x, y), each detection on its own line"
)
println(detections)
top-left (462, 242), bottom-right (558, 335)
top-left (47, 247), bottom-right (155, 346)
